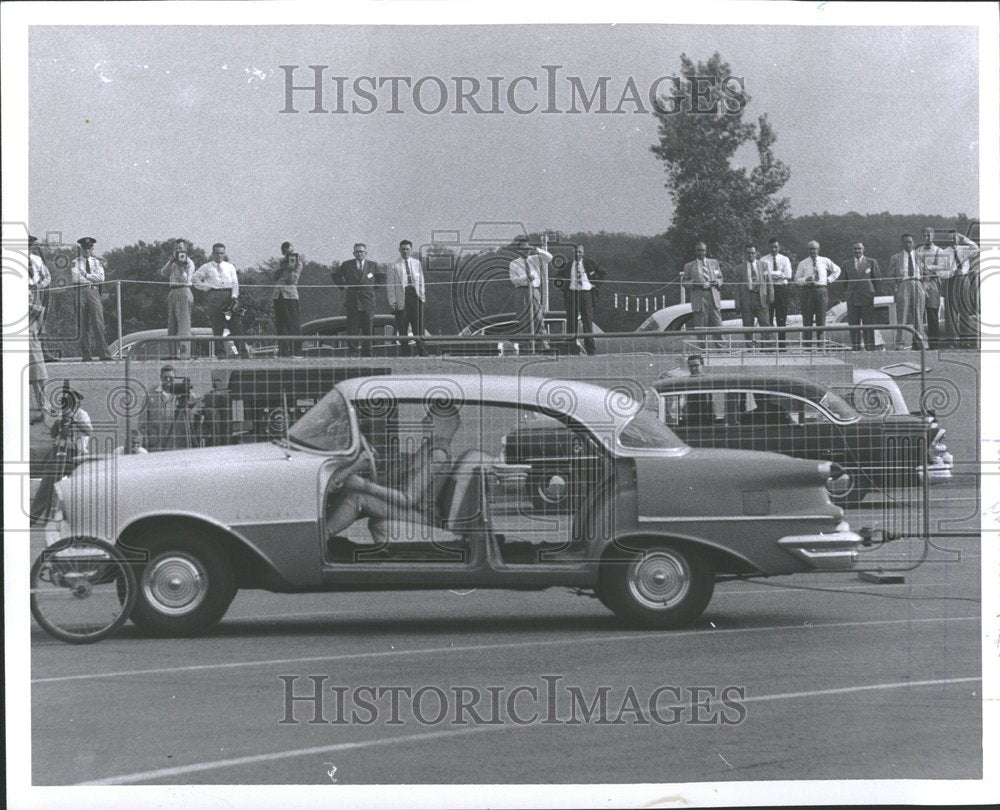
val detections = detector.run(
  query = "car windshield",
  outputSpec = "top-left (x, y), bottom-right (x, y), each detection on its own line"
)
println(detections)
top-left (817, 389), bottom-right (860, 422)
top-left (619, 409), bottom-right (686, 450)
top-left (637, 317), bottom-right (662, 333)
top-left (287, 388), bottom-right (355, 451)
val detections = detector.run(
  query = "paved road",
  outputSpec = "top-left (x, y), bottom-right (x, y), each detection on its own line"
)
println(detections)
top-left (29, 484), bottom-right (982, 786)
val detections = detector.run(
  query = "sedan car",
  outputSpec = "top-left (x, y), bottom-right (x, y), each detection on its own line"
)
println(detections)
top-left (52, 375), bottom-right (865, 635)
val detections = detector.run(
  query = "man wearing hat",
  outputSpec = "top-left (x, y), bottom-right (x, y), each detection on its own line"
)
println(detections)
top-left (70, 237), bottom-right (112, 360)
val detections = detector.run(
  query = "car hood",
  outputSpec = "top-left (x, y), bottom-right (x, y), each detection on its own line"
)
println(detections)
top-left (82, 441), bottom-right (304, 474)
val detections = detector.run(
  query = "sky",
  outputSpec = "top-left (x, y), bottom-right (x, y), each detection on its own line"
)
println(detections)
top-left (27, 22), bottom-right (980, 267)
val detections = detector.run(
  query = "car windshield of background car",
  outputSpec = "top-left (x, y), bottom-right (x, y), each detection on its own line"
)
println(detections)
top-left (287, 389), bottom-right (354, 451)
top-left (619, 409), bottom-right (686, 450)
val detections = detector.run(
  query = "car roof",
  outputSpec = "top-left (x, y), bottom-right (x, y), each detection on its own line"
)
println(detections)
top-left (653, 374), bottom-right (833, 401)
top-left (109, 327), bottom-right (214, 350)
top-left (335, 374), bottom-right (642, 426)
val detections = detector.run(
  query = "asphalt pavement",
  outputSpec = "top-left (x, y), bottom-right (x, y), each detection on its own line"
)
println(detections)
top-left (29, 483), bottom-right (982, 787)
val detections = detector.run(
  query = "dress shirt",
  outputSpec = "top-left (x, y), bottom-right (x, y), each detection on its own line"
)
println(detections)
top-left (947, 245), bottom-right (976, 276)
top-left (762, 253), bottom-right (792, 285)
top-left (794, 256), bottom-right (841, 286)
top-left (29, 254), bottom-right (51, 290)
top-left (388, 256), bottom-right (426, 308)
top-left (569, 259), bottom-right (593, 291)
top-left (193, 260), bottom-right (240, 296)
top-left (159, 257), bottom-right (195, 286)
top-left (509, 247), bottom-right (552, 288)
top-left (915, 244), bottom-right (944, 278)
top-left (69, 256), bottom-right (105, 285)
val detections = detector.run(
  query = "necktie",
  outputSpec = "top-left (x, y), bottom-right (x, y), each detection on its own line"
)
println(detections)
top-left (907, 253), bottom-right (915, 277)
top-left (86, 257), bottom-right (92, 282)
top-left (748, 263), bottom-right (755, 291)
top-left (954, 248), bottom-right (963, 275)
top-left (811, 257), bottom-right (818, 282)
top-left (405, 259), bottom-right (413, 288)
top-left (576, 261), bottom-right (583, 286)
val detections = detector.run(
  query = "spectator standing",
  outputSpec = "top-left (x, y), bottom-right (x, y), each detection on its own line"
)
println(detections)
top-left (332, 243), bottom-right (383, 356)
top-left (143, 364), bottom-right (197, 451)
top-left (30, 385), bottom-right (92, 525)
top-left (273, 241), bottom-right (304, 357)
top-left (508, 235), bottom-right (551, 353)
top-left (887, 233), bottom-right (926, 350)
top-left (761, 238), bottom-right (793, 350)
top-left (28, 235), bottom-right (51, 422)
top-left (193, 242), bottom-right (242, 358)
top-left (69, 237), bottom-right (112, 361)
top-left (735, 244), bottom-right (773, 346)
top-left (840, 241), bottom-right (881, 351)
top-left (555, 243), bottom-right (603, 356)
top-left (387, 240), bottom-right (427, 357)
top-left (681, 242), bottom-right (724, 337)
top-left (916, 228), bottom-right (945, 349)
top-left (159, 239), bottom-right (195, 359)
top-left (793, 240), bottom-right (841, 345)
top-left (942, 230), bottom-right (981, 349)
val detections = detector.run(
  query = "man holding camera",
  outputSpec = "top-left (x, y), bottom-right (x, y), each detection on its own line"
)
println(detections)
top-left (159, 239), bottom-right (195, 359)
top-left (273, 241), bottom-right (304, 357)
top-left (143, 364), bottom-right (198, 451)
top-left (194, 242), bottom-right (243, 358)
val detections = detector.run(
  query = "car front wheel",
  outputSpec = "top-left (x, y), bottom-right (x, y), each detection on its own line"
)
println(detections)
top-left (598, 543), bottom-right (714, 629)
top-left (126, 532), bottom-right (236, 637)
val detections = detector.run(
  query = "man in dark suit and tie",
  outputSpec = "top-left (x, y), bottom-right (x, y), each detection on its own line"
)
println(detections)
top-left (840, 241), bottom-right (881, 351)
top-left (332, 242), bottom-right (384, 356)
top-left (554, 243), bottom-right (604, 355)
top-left (735, 244), bottom-right (773, 347)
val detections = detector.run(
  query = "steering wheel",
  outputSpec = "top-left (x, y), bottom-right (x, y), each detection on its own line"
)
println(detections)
top-left (358, 432), bottom-right (378, 479)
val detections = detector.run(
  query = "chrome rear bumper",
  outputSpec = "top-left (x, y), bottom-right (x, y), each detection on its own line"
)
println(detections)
top-left (778, 522), bottom-right (862, 570)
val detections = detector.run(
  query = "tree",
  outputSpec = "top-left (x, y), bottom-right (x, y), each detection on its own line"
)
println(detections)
top-left (650, 53), bottom-right (791, 272)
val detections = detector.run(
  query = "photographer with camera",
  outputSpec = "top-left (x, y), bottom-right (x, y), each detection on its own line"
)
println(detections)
top-left (159, 239), bottom-right (195, 359)
top-left (193, 242), bottom-right (244, 358)
top-left (143, 364), bottom-right (199, 451)
top-left (273, 241), bottom-right (303, 357)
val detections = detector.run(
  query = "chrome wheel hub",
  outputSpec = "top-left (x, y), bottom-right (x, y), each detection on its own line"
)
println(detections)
top-left (627, 550), bottom-right (690, 610)
top-left (143, 555), bottom-right (207, 615)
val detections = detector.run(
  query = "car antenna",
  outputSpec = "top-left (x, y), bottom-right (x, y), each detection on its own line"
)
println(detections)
top-left (280, 392), bottom-right (292, 459)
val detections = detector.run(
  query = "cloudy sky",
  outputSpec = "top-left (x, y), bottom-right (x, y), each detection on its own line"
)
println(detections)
top-left (27, 20), bottom-right (980, 266)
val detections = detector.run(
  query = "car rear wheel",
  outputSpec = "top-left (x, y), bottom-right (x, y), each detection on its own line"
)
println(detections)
top-left (598, 543), bottom-right (714, 629)
top-left (825, 468), bottom-right (869, 507)
top-left (126, 531), bottom-right (236, 637)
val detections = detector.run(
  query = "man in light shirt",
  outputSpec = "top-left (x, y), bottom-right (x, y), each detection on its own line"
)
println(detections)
top-left (793, 240), bottom-right (840, 346)
top-left (915, 227), bottom-right (945, 349)
top-left (193, 242), bottom-right (242, 358)
top-left (69, 236), bottom-right (112, 361)
top-left (159, 239), bottom-right (195, 359)
top-left (273, 241), bottom-right (304, 357)
top-left (887, 233), bottom-right (926, 350)
top-left (761, 237), bottom-right (792, 350)
top-left (28, 235), bottom-right (51, 421)
top-left (555, 243), bottom-right (603, 356)
top-left (941, 230), bottom-right (980, 349)
top-left (387, 240), bottom-right (427, 357)
top-left (508, 235), bottom-right (551, 353)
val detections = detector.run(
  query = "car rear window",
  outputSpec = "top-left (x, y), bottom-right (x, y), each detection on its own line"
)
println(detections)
top-left (619, 410), bottom-right (686, 450)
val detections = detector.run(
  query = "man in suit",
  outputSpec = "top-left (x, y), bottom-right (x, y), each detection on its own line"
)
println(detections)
top-left (761, 237), bottom-right (793, 350)
top-left (735, 244), bottom-right (773, 347)
top-left (555, 243), bottom-right (604, 355)
top-left (69, 236), bottom-right (112, 361)
top-left (915, 227), bottom-right (945, 349)
top-left (682, 242), bottom-right (724, 346)
top-left (332, 243), bottom-right (384, 356)
top-left (387, 239), bottom-right (427, 357)
top-left (840, 241), bottom-right (881, 351)
top-left (508, 235), bottom-right (552, 354)
top-left (887, 233), bottom-right (927, 350)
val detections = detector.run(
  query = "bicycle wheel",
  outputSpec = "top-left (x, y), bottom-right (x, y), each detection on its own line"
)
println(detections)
top-left (30, 537), bottom-right (137, 644)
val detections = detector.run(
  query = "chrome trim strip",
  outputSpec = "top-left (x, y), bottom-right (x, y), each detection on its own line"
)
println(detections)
top-left (638, 514), bottom-right (838, 523)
